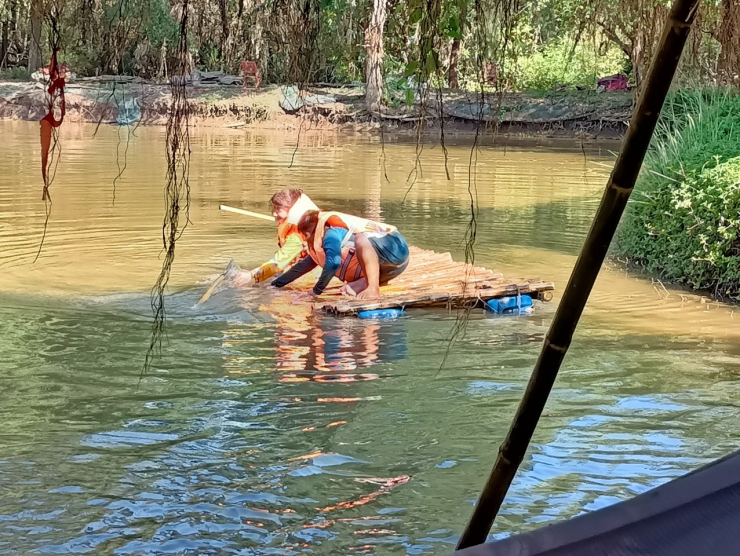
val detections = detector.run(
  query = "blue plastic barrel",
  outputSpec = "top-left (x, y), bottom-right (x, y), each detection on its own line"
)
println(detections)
top-left (358, 308), bottom-right (405, 319)
top-left (486, 294), bottom-right (533, 314)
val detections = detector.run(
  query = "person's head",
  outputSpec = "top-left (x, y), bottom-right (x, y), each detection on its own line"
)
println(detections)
top-left (270, 189), bottom-right (303, 224)
top-left (297, 210), bottom-right (320, 241)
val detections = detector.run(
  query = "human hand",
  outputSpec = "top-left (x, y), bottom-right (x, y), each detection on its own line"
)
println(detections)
top-left (233, 270), bottom-right (255, 287)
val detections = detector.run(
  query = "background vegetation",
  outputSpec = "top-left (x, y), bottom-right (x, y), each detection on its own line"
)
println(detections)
top-left (1, 0), bottom-right (738, 95)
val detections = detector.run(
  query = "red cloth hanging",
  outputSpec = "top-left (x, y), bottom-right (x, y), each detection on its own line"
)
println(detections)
top-left (40, 47), bottom-right (66, 200)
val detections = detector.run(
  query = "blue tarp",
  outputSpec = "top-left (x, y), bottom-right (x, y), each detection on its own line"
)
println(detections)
top-left (279, 85), bottom-right (336, 112)
top-left (116, 97), bottom-right (141, 125)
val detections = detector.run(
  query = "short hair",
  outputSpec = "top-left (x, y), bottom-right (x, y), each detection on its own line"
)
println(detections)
top-left (297, 210), bottom-right (320, 237)
top-left (269, 189), bottom-right (303, 210)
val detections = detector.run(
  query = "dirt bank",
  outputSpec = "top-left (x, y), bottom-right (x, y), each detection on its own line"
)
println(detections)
top-left (0, 78), bottom-right (633, 138)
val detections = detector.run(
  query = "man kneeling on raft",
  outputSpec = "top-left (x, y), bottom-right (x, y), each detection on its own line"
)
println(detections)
top-left (271, 210), bottom-right (410, 299)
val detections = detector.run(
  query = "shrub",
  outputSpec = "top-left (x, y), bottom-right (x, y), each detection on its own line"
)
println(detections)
top-left (617, 88), bottom-right (740, 298)
top-left (0, 67), bottom-right (31, 81)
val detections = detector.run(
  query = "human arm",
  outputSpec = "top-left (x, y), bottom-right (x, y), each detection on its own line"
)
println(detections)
top-left (243, 234), bottom-right (306, 286)
top-left (248, 261), bottom-right (280, 284)
top-left (312, 227), bottom-right (344, 295)
top-left (273, 233), bottom-right (304, 271)
top-left (271, 255), bottom-right (317, 288)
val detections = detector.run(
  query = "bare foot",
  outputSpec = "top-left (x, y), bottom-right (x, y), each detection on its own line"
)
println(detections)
top-left (357, 287), bottom-right (380, 300)
top-left (340, 284), bottom-right (357, 297)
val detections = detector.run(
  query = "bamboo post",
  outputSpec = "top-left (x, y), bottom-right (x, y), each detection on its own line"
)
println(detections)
top-left (456, 0), bottom-right (701, 549)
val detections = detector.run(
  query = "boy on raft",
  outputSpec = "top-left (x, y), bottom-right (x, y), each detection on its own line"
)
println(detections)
top-left (233, 189), bottom-right (319, 286)
top-left (270, 209), bottom-right (410, 299)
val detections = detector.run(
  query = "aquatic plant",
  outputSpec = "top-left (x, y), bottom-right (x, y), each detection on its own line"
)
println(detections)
top-left (617, 88), bottom-right (740, 298)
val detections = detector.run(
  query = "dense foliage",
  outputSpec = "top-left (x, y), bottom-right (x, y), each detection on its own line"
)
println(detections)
top-left (1, 0), bottom-right (738, 94)
top-left (617, 89), bottom-right (740, 298)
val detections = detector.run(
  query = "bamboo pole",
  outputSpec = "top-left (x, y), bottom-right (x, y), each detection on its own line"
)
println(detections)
top-left (219, 205), bottom-right (275, 221)
top-left (456, 0), bottom-right (701, 549)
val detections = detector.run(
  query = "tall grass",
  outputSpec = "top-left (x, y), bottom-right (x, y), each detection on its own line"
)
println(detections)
top-left (617, 88), bottom-right (740, 298)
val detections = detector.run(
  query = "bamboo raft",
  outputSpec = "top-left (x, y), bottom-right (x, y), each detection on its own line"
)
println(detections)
top-left (316, 247), bottom-right (554, 316)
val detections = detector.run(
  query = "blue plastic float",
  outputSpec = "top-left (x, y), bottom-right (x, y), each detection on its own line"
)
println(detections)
top-left (358, 308), bottom-right (405, 319)
top-left (486, 294), bottom-right (533, 315)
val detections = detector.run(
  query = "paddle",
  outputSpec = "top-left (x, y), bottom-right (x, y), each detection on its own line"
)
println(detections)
top-left (197, 259), bottom-right (242, 305)
top-left (219, 205), bottom-right (274, 221)
top-left (197, 206), bottom-right (272, 305)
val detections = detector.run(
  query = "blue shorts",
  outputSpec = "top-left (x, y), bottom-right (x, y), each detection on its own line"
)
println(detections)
top-left (368, 231), bottom-right (410, 284)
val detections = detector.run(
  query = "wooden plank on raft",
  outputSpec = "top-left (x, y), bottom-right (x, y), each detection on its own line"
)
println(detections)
top-left (314, 247), bottom-right (554, 316)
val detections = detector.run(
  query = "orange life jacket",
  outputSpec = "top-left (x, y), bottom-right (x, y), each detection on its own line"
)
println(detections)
top-left (277, 222), bottom-right (295, 248)
top-left (277, 221), bottom-right (309, 259)
top-left (309, 211), bottom-right (397, 283)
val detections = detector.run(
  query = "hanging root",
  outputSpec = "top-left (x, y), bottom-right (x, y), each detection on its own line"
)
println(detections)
top-left (143, 0), bottom-right (191, 376)
top-left (35, 9), bottom-right (65, 262)
top-left (271, 0), bottom-right (321, 166)
top-left (440, 0), bottom-right (520, 369)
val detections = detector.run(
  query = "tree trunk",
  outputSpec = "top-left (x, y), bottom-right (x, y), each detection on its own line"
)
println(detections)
top-left (364, 0), bottom-right (387, 112)
top-left (448, 38), bottom-right (461, 89)
top-left (27, 1), bottom-right (43, 73)
top-left (632, 34), bottom-right (645, 88)
top-left (448, 3), bottom-right (467, 90)
top-left (717, 0), bottom-right (740, 84)
top-left (218, 0), bottom-right (229, 60)
top-left (1, 19), bottom-right (8, 68)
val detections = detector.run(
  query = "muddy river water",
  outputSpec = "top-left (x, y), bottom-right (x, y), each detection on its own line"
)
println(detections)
top-left (1, 120), bottom-right (739, 555)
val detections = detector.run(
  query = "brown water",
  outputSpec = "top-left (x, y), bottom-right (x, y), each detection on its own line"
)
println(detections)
top-left (1, 120), bottom-right (739, 555)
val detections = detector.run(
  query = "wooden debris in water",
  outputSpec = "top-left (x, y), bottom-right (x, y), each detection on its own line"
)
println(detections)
top-left (317, 247), bottom-right (554, 316)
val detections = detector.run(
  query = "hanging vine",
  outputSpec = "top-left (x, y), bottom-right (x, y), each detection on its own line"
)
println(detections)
top-left (439, 0), bottom-right (521, 364)
top-left (143, 0), bottom-right (192, 374)
top-left (268, 0), bottom-right (321, 164)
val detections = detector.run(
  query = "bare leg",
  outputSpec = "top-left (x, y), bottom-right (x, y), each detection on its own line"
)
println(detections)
top-left (353, 234), bottom-right (380, 299)
top-left (341, 277), bottom-right (367, 297)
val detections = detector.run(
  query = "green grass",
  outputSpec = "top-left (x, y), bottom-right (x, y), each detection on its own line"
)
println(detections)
top-left (0, 67), bottom-right (31, 81)
top-left (512, 39), bottom-right (627, 91)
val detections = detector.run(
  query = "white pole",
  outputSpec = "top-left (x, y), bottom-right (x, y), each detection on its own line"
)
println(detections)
top-left (219, 205), bottom-right (275, 222)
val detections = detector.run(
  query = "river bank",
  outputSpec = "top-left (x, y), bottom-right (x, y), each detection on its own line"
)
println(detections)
top-left (0, 78), bottom-right (633, 138)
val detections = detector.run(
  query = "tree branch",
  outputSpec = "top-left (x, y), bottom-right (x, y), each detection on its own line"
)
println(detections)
top-left (594, 18), bottom-right (633, 57)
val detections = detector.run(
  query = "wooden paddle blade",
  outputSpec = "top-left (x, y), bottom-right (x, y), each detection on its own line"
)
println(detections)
top-left (197, 274), bottom-right (227, 305)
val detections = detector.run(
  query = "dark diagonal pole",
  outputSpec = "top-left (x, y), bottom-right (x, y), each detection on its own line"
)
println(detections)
top-left (457, 0), bottom-right (701, 549)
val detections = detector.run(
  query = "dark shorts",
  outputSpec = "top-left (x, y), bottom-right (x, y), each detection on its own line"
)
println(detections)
top-left (368, 231), bottom-right (410, 284)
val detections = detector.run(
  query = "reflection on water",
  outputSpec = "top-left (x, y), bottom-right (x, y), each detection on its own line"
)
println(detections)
top-left (1, 121), bottom-right (740, 555)
top-left (273, 313), bottom-right (407, 382)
